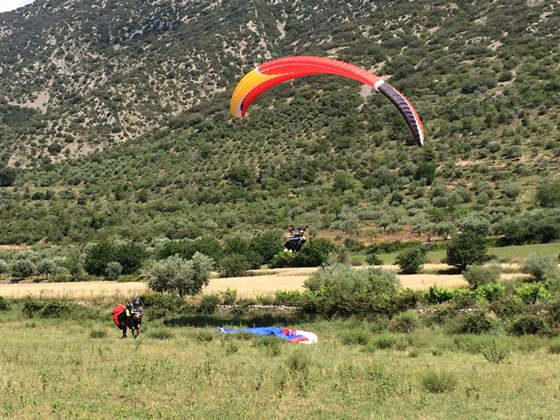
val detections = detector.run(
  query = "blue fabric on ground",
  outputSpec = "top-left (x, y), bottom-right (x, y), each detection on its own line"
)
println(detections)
top-left (218, 327), bottom-right (305, 342)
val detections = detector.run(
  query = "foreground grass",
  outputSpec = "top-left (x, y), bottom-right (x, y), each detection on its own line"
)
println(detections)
top-left (356, 241), bottom-right (560, 264)
top-left (1, 316), bottom-right (560, 419)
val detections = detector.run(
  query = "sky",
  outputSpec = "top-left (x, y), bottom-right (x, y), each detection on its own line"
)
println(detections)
top-left (0, 0), bottom-right (36, 13)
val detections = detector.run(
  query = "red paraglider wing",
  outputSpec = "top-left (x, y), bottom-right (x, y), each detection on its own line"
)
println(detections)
top-left (230, 56), bottom-right (424, 146)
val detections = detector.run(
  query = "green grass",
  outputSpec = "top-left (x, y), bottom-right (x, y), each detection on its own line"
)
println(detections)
top-left (2, 317), bottom-right (560, 419)
top-left (355, 242), bottom-right (560, 265)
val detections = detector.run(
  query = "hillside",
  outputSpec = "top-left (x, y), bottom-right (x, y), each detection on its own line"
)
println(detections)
top-left (1, 0), bottom-right (560, 245)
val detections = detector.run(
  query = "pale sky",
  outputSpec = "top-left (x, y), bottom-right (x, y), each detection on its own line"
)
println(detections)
top-left (0, 0), bottom-right (36, 13)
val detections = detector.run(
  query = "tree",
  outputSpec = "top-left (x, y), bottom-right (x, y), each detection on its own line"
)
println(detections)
top-left (446, 232), bottom-right (488, 271)
top-left (249, 232), bottom-right (283, 266)
top-left (37, 259), bottom-right (59, 280)
top-left (84, 241), bottom-right (115, 276)
top-left (521, 254), bottom-right (559, 282)
top-left (146, 253), bottom-right (214, 297)
top-left (0, 259), bottom-right (9, 275)
top-left (396, 247), bottom-right (427, 274)
top-left (463, 265), bottom-right (500, 289)
top-left (0, 167), bottom-right (17, 187)
top-left (433, 222), bottom-right (456, 240)
top-left (105, 261), bottom-right (123, 280)
top-left (536, 180), bottom-right (560, 208)
top-left (11, 259), bottom-right (36, 281)
top-left (114, 242), bottom-right (146, 275)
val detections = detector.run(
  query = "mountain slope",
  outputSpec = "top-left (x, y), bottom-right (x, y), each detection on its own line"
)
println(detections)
top-left (1, 0), bottom-right (560, 245)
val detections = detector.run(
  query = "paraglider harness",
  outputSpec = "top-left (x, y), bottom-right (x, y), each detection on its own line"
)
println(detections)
top-left (284, 226), bottom-right (307, 252)
top-left (112, 300), bottom-right (143, 337)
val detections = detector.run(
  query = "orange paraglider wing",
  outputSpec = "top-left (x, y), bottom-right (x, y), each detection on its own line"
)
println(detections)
top-left (230, 56), bottom-right (424, 147)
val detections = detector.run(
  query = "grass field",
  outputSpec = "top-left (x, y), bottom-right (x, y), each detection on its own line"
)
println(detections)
top-left (354, 242), bottom-right (560, 264)
top-left (1, 315), bottom-right (560, 419)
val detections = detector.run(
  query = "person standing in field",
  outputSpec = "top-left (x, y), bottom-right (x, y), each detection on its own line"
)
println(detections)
top-left (127, 297), bottom-right (144, 339)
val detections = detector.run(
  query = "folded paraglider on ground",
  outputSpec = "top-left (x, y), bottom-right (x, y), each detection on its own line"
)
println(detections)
top-left (218, 327), bottom-right (318, 344)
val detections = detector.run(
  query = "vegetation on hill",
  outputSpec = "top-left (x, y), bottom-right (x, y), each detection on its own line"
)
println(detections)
top-left (1, 0), bottom-right (560, 245)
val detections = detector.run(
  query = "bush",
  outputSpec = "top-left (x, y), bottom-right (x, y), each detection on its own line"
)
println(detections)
top-left (90, 329), bottom-right (108, 339)
top-left (535, 179), bottom-right (560, 208)
top-left (515, 283), bottom-right (551, 305)
top-left (270, 238), bottom-right (338, 268)
top-left (221, 288), bottom-right (237, 305)
top-left (521, 254), bottom-right (559, 282)
top-left (341, 329), bottom-right (371, 346)
top-left (0, 296), bottom-right (9, 312)
top-left (395, 247), bottom-right (427, 274)
top-left (463, 265), bottom-right (501, 289)
top-left (389, 311), bottom-right (419, 333)
top-left (475, 283), bottom-right (505, 302)
top-left (370, 335), bottom-right (396, 350)
top-left (105, 261), bottom-right (123, 280)
top-left (21, 299), bottom-right (45, 318)
top-left (11, 259), bottom-right (36, 280)
top-left (490, 296), bottom-right (528, 320)
top-left (140, 292), bottom-right (186, 319)
top-left (252, 336), bottom-right (282, 356)
top-left (454, 312), bottom-right (497, 335)
top-left (40, 301), bottom-right (72, 318)
top-left (84, 241), bottom-right (115, 276)
top-left (548, 339), bottom-right (560, 354)
top-left (301, 265), bottom-right (409, 318)
top-left (510, 315), bottom-right (549, 336)
top-left (274, 290), bottom-right (304, 307)
top-left (481, 340), bottom-right (510, 364)
top-left (145, 253), bottom-right (214, 297)
top-left (286, 352), bottom-right (312, 374)
top-left (420, 370), bottom-right (458, 393)
top-left (424, 286), bottom-right (456, 304)
top-left (365, 253), bottom-right (383, 265)
top-left (446, 232), bottom-right (488, 271)
top-left (219, 254), bottom-right (250, 278)
top-left (0, 259), bottom-right (8, 275)
top-left (249, 232), bottom-right (284, 266)
top-left (198, 294), bottom-right (220, 314)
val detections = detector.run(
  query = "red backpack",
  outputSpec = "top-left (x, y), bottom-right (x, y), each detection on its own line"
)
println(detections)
top-left (112, 304), bottom-right (126, 326)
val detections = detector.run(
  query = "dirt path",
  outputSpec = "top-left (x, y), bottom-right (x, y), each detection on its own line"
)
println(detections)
top-left (0, 266), bottom-right (527, 299)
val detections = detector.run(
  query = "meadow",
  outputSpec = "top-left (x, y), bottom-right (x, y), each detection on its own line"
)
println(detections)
top-left (1, 312), bottom-right (560, 420)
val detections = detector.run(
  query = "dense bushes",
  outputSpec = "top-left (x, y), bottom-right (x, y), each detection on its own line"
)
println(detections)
top-left (270, 238), bottom-right (338, 268)
top-left (301, 264), bottom-right (415, 318)
top-left (84, 240), bottom-right (146, 276)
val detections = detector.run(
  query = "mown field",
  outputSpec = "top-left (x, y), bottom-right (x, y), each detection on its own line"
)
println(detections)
top-left (1, 313), bottom-right (560, 420)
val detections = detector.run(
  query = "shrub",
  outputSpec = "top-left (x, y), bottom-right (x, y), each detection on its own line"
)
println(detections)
top-left (145, 253), bottom-right (214, 297)
top-left (475, 283), bottom-right (505, 302)
top-left (389, 311), bottom-right (419, 333)
top-left (198, 294), bottom-right (220, 314)
top-left (90, 329), bottom-right (108, 339)
top-left (0, 296), bottom-right (9, 311)
top-left (274, 290), bottom-right (304, 306)
top-left (424, 286), bottom-right (456, 305)
top-left (446, 232), bottom-right (488, 271)
top-left (84, 241), bottom-right (115, 276)
top-left (548, 339), bottom-right (560, 354)
top-left (341, 329), bottom-right (371, 346)
top-left (194, 330), bottom-right (214, 342)
top-left (490, 296), bottom-right (528, 320)
top-left (481, 340), bottom-right (510, 364)
top-left (515, 283), bottom-right (551, 305)
top-left (252, 336), bottom-right (282, 356)
top-left (535, 179), bottom-right (560, 208)
top-left (270, 238), bottom-right (338, 268)
top-left (21, 299), bottom-right (45, 318)
top-left (510, 315), bottom-right (549, 336)
top-left (104, 261), bottom-right (123, 280)
top-left (454, 312), bottom-right (497, 335)
top-left (0, 259), bottom-right (8, 275)
top-left (40, 301), bottom-right (72, 318)
top-left (140, 292), bottom-right (186, 319)
top-left (395, 247), bottom-right (427, 274)
top-left (463, 265), bottom-right (501, 289)
top-left (249, 232), bottom-right (284, 266)
top-left (521, 254), bottom-right (559, 282)
top-left (365, 253), bottom-right (383, 265)
top-left (420, 370), bottom-right (458, 393)
top-left (370, 335), bottom-right (396, 350)
top-left (147, 328), bottom-right (175, 340)
top-left (219, 254), bottom-right (250, 278)
top-left (286, 352), bottom-right (312, 374)
top-left (11, 259), bottom-right (36, 280)
top-left (221, 288), bottom-right (237, 305)
top-left (301, 265), bottom-right (409, 318)
top-left (37, 259), bottom-right (60, 280)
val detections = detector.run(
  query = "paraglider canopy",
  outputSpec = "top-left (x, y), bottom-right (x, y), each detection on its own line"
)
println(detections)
top-left (230, 56), bottom-right (425, 147)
